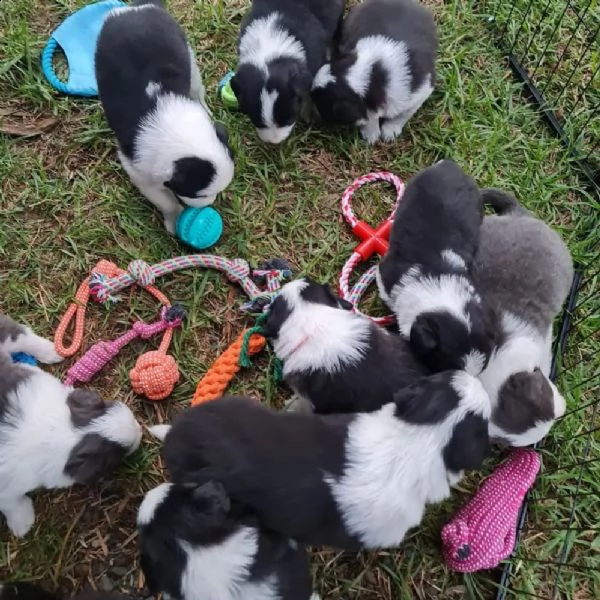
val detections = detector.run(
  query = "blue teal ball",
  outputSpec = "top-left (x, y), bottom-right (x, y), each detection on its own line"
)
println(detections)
top-left (176, 206), bottom-right (223, 250)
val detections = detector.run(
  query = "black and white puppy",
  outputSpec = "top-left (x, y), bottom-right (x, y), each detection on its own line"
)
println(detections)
top-left (262, 277), bottom-right (430, 414)
top-left (95, 0), bottom-right (234, 234)
top-left (138, 480), bottom-right (319, 600)
top-left (0, 314), bottom-right (142, 537)
top-left (311, 0), bottom-right (437, 143)
top-left (156, 373), bottom-right (490, 551)
top-left (231, 0), bottom-right (345, 144)
top-left (377, 159), bottom-right (496, 375)
top-left (475, 190), bottom-right (572, 447)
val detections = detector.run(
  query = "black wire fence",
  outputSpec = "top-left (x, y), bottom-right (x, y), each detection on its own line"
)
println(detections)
top-left (481, 0), bottom-right (600, 598)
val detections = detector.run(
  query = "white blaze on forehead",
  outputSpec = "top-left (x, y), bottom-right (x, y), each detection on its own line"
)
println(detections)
top-left (258, 88), bottom-right (295, 143)
top-left (239, 13), bottom-right (306, 68)
top-left (138, 482), bottom-right (172, 525)
top-left (312, 64), bottom-right (336, 89)
top-left (441, 249), bottom-right (467, 270)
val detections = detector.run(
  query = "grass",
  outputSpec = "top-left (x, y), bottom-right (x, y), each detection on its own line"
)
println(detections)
top-left (0, 0), bottom-right (599, 598)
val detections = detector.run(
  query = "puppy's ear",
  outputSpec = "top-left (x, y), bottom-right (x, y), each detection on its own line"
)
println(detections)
top-left (191, 480), bottom-right (231, 514)
top-left (410, 314), bottom-right (440, 354)
top-left (139, 529), bottom-right (185, 596)
top-left (443, 413), bottom-right (490, 472)
top-left (64, 433), bottom-right (125, 483)
top-left (66, 388), bottom-right (108, 427)
top-left (290, 63), bottom-right (311, 97)
top-left (214, 122), bottom-right (234, 159)
top-left (261, 295), bottom-right (292, 339)
top-left (338, 297), bottom-right (353, 311)
top-left (230, 74), bottom-right (242, 102)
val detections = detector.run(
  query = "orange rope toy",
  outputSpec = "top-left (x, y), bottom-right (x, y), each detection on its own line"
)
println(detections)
top-left (55, 259), bottom-right (181, 401)
top-left (192, 330), bottom-right (266, 405)
top-left (191, 266), bottom-right (290, 406)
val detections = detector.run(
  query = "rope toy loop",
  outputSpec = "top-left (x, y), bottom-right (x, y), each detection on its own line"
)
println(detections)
top-left (338, 172), bottom-right (405, 325)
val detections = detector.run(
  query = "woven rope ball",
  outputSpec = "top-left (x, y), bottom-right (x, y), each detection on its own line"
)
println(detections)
top-left (129, 351), bottom-right (179, 401)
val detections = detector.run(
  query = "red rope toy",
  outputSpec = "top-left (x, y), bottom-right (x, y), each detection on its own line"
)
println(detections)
top-left (338, 172), bottom-right (404, 325)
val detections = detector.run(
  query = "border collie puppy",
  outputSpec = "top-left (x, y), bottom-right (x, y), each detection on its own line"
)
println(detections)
top-left (0, 314), bottom-right (142, 537)
top-left (156, 372), bottom-right (490, 550)
top-left (262, 277), bottom-right (431, 414)
top-left (474, 190), bottom-right (573, 447)
top-left (231, 0), bottom-right (345, 144)
top-left (138, 481), bottom-right (319, 600)
top-left (311, 0), bottom-right (437, 143)
top-left (95, 0), bottom-right (234, 234)
top-left (376, 159), bottom-right (495, 375)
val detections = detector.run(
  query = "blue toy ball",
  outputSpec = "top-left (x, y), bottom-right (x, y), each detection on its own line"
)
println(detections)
top-left (176, 206), bottom-right (223, 250)
top-left (11, 352), bottom-right (38, 366)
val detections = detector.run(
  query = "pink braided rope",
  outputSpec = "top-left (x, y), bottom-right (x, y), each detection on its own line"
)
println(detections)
top-left (89, 256), bottom-right (269, 304)
top-left (64, 307), bottom-right (183, 386)
top-left (442, 449), bottom-right (541, 573)
top-left (338, 172), bottom-right (404, 325)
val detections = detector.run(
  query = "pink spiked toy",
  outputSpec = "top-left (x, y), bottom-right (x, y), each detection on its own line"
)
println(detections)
top-left (441, 448), bottom-right (541, 573)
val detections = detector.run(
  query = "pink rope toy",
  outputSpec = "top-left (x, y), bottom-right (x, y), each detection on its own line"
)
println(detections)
top-left (89, 255), bottom-right (291, 313)
top-left (442, 448), bottom-right (541, 572)
top-left (64, 305), bottom-right (185, 401)
top-left (338, 172), bottom-right (404, 325)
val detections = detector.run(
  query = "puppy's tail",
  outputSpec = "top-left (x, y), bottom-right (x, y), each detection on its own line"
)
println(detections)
top-left (481, 188), bottom-right (529, 217)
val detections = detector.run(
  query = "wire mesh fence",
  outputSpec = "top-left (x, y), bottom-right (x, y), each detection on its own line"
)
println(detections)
top-left (484, 0), bottom-right (599, 185)
top-left (480, 0), bottom-right (600, 598)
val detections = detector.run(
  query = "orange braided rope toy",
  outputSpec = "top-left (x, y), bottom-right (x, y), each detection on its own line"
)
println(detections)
top-left (192, 330), bottom-right (266, 405)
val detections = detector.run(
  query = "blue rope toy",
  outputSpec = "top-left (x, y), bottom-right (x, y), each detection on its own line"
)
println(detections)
top-left (11, 353), bottom-right (38, 366)
top-left (41, 0), bottom-right (125, 96)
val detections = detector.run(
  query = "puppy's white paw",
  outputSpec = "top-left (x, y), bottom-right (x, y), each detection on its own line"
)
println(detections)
top-left (7, 497), bottom-right (35, 537)
top-left (380, 123), bottom-right (404, 143)
top-left (359, 124), bottom-right (381, 145)
top-left (33, 337), bottom-right (63, 364)
top-left (164, 217), bottom-right (178, 235)
top-left (148, 424), bottom-right (171, 441)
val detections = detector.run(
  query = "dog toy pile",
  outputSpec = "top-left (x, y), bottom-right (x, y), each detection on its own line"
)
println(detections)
top-left (64, 305), bottom-right (185, 401)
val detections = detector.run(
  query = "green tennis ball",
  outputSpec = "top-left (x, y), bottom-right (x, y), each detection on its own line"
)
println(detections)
top-left (220, 80), bottom-right (238, 109)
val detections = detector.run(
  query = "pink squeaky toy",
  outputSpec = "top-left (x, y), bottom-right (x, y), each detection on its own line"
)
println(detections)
top-left (442, 448), bottom-right (541, 572)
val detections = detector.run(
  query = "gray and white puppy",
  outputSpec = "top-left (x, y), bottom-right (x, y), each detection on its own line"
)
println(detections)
top-left (311, 0), bottom-right (437, 143)
top-left (0, 314), bottom-right (142, 537)
top-left (475, 190), bottom-right (573, 446)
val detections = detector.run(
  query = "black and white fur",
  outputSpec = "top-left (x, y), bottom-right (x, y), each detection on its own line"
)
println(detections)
top-left (377, 159), bottom-right (496, 375)
top-left (0, 314), bottom-right (142, 537)
top-left (474, 190), bottom-right (572, 446)
top-left (231, 0), bottom-right (345, 144)
top-left (138, 480), bottom-right (319, 600)
top-left (311, 0), bottom-right (437, 143)
top-left (155, 374), bottom-right (490, 551)
top-left (95, 0), bottom-right (234, 234)
top-left (262, 277), bottom-right (431, 414)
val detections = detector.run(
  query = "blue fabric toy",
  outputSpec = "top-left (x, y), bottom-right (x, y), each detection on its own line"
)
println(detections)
top-left (11, 352), bottom-right (38, 366)
top-left (41, 0), bottom-right (126, 96)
